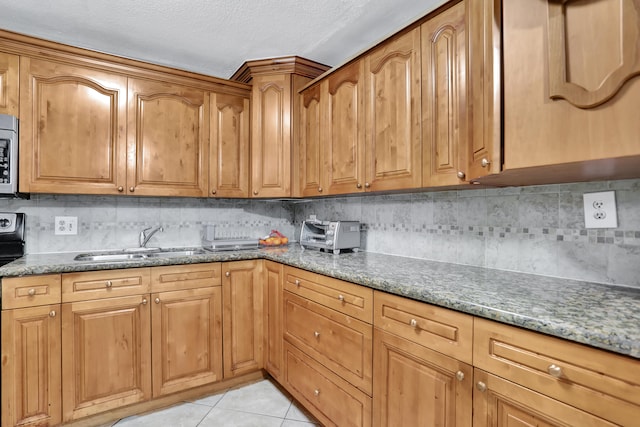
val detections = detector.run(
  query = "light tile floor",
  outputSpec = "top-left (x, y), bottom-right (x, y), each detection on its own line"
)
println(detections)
top-left (111, 379), bottom-right (320, 427)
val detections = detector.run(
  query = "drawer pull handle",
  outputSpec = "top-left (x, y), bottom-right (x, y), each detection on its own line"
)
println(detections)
top-left (456, 371), bottom-right (465, 381)
top-left (295, 279), bottom-right (300, 286)
top-left (106, 281), bottom-right (113, 288)
top-left (225, 271), bottom-right (230, 277)
top-left (49, 310), bottom-right (56, 318)
top-left (27, 288), bottom-right (36, 296)
top-left (476, 381), bottom-right (487, 392)
top-left (547, 364), bottom-right (563, 378)
top-left (338, 294), bottom-right (344, 302)
top-left (155, 297), bottom-right (161, 304)
top-left (314, 331), bottom-right (320, 338)
top-left (314, 389), bottom-right (320, 397)
top-left (141, 298), bottom-right (148, 305)
top-left (410, 318), bottom-right (418, 328)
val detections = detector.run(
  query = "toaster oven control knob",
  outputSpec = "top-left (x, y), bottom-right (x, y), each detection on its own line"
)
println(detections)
top-left (326, 230), bottom-right (334, 236)
top-left (326, 240), bottom-right (334, 246)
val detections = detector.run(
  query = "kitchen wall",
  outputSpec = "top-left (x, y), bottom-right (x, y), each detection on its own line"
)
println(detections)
top-left (293, 179), bottom-right (640, 288)
top-left (0, 195), bottom-right (295, 254)
top-left (1, 178), bottom-right (639, 288)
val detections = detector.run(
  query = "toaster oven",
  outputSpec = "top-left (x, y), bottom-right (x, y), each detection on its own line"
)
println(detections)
top-left (300, 219), bottom-right (360, 254)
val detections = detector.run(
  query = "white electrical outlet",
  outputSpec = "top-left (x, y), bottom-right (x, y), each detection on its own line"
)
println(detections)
top-left (583, 191), bottom-right (617, 229)
top-left (55, 216), bottom-right (78, 235)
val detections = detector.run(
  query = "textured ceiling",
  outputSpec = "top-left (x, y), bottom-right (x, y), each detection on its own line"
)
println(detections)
top-left (0, 0), bottom-right (446, 79)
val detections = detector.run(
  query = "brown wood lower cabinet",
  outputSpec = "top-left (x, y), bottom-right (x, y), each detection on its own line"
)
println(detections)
top-left (61, 294), bottom-right (152, 422)
top-left (1, 304), bottom-right (61, 427)
top-left (263, 260), bottom-right (284, 381)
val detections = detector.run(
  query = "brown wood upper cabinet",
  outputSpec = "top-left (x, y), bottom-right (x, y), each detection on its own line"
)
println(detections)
top-left (127, 78), bottom-right (209, 197)
top-left (209, 92), bottom-right (250, 197)
top-left (478, 0), bottom-right (640, 186)
top-left (0, 51), bottom-right (18, 116)
top-left (364, 28), bottom-right (422, 192)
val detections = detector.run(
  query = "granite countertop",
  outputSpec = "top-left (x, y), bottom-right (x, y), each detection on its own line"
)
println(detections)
top-left (1, 245), bottom-right (639, 359)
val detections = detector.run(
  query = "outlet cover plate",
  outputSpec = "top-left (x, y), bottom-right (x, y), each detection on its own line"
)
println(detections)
top-left (583, 191), bottom-right (617, 229)
top-left (55, 216), bottom-right (78, 235)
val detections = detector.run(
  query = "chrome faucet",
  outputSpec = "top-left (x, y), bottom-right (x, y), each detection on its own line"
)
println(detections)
top-left (139, 226), bottom-right (163, 248)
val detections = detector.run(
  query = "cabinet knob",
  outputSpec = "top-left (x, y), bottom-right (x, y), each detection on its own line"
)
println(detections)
top-left (457, 171), bottom-right (466, 180)
top-left (155, 297), bottom-right (160, 304)
top-left (364, 182), bottom-right (371, 188)
top-left (253, 190), bottom-right (259, 196)
top-left (476, 381), bottom-right (487, 392)
top-left (410, 318), bottom-right (418, 328)
top-left (141, 298), bottom-right (148, 305)
top-left (481, 158), bottom-right (490, 168)
top-left (356, 183), bottom-right (362, 189)
top-left (225, 271), bottom-right (231, 277)
top-left (117, 186), bottom-right (124, 192)
top-left (105, 281), bottom-right (113, 288)
top-left (211, 189), bottom-right (217, 195)
top-left (338, 294), bottom-right (344, 302)
top-left (129, 186), bottom-right (135, 192)
top-left (318, 187), bottom-right (323, 192)
top-left (547, 364), bottom-right (563, 378)
top-left (49, 310), bottom-right (56, 318)
top-left (295, 279), bottom-right (300, 286)
top-left (314, 331), bottom-right (320, 338)
top-left (314, 389), bottom-right (320, 397)
top-left (27, 288), bottom-right (36, 296)
top-left (456, 371), bottom-right (465, 381)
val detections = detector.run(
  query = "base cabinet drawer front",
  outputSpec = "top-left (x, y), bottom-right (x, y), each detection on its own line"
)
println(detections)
top-left (284, 291), bottom-right (373, 394)
top-left (283, 342), bottom-right (372, 427)
top-left (62, 267), bottom-right (151, 302)
top-left (473, 369), bottom-right (617, 427)
top-left (284, 266), bottom-right (373, 323)
top-left (373, 329), bottom-right (472, 427)
top-left (151, 262), bottom-right (221, 292)
top-left (474, 318), bottom-right (640, 426)
top-left (1, 274), bottom-right (61, 309)
top-left (61, 294), bottom-right (152, 422)
top-left (151, 286), bottom-right (223, 397)
top-left (374, 291), bottom-right (473, 364)
top-left (1, 304), bottom-right (61, 427)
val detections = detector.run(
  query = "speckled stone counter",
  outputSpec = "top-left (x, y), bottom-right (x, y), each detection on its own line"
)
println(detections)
top-left (1, 245), bottom-right (639, 359)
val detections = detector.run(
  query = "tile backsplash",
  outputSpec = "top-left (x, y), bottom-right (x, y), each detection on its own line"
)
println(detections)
top-left (1, 178), bottom-right (639, 288)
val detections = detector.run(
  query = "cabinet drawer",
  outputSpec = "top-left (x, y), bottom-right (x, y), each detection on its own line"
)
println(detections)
top-left (151, 263), bottom-right (221, 292)
top-left (62, 268), bottom-right (151, 302)
top-left (474, 318), bottom-right (640, 426)
top-left (284, 266), bottom-right (373, 323)
top-left (2, 274), bottom-right (62, 309)
top-left (374, 291), bottom-right (473, 364)
top-left (284, 291), bottom-right (372, 394)
top-left (283, 342), bottom-right (372, 427)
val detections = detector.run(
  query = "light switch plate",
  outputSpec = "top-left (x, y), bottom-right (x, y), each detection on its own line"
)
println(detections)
top-left (55, 216), bottom-right (78, 235)
top-left (583, 191), bottom-right (617, 229)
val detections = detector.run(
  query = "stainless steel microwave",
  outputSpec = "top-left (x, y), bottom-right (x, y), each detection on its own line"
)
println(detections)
top-left (0, 114), bottom-right (19, 195)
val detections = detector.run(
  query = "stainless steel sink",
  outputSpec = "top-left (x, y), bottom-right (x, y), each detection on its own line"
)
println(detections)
top-left (73, 248), bottom-right (206, 262)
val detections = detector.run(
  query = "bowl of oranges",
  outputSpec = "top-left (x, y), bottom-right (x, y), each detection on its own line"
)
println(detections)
top-left (259, 230), bottom-right (289, 247)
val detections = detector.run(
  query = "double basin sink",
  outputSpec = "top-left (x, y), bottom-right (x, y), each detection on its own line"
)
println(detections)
top-left (73, 247), bottom-right (206, 263)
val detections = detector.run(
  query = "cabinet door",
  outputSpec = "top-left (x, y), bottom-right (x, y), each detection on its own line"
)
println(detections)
top-left (250, 74), bottom-right (292, 198)
top-left (127, 78), bottom-right (209, 197)
top-left (373, 329), bottom-right (472, 427)
top-left (502, 0), bottom-right (640, 171)
top-left (325, 61), bottom-right (366, 195)
top-left (422, 1), bottom-right (469, 187)
top-left (473, 369), bottom-right (617, 427)
top-left (19, 57), bottom-right (128, 194)
top-left (61, 294), bottom-right (151, 421)
top-left (263, 260), bottom-right (283, 380)
top-left (151, 286), bottom-right (223, 396)
top-left (299, 84), bottom-right (324, 197)
top-left (209, 92), bottom-right (250, 198)
top-left (0, 51), bottom-right (19, 116)
top-left (364, 28), bottom-right (422, 192)
top-left (222, 260), bottom-right (263, 377)
top-left (1, 305), bottom-right (61, 427)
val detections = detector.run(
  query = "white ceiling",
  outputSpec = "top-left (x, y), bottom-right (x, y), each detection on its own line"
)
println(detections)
top-left (0, 0), bottom-right (446, 79)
